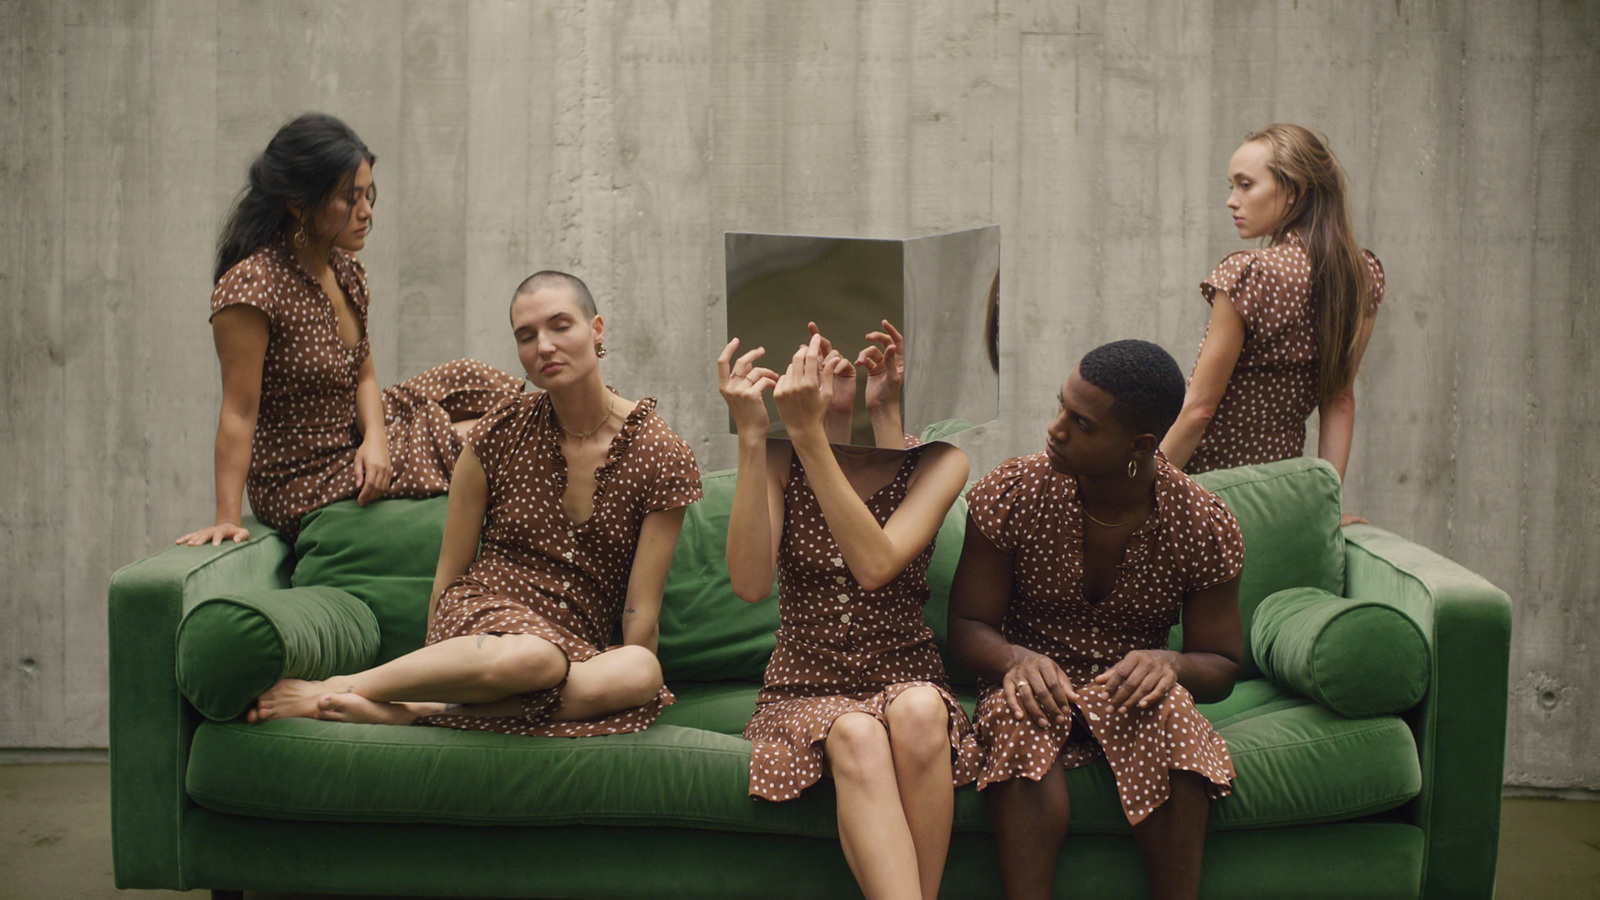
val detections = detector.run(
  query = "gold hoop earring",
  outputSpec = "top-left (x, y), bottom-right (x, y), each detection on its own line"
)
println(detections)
top-left (596, 342), bottom-right (607, 359)
top-left (292, 222), bottom-right (309, 249)
top-left (1128, 459), bottom-right (1139, 479)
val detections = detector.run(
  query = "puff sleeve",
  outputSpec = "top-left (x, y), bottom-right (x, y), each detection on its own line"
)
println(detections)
top-left (964, 455), bottom-right (1046, 555)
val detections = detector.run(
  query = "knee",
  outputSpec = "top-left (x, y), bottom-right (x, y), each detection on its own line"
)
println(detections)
top-left (886, 687), bottom-right (950, 758)
top-left (826, 714), bottom-right (893, 782)
top-left (565, 645), bottom-right (663, 710)
top-left (482, 637), bottom-right (568, 695)
top-left (609, 645), bottom-right (664, 706)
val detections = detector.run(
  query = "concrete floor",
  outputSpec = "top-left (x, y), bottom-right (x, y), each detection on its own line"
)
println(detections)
top-left (3, 763), bottom-right (1597, 899)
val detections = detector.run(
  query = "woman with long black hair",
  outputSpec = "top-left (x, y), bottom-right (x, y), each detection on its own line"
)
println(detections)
top-left (178, 113), bottom-right (519, 546)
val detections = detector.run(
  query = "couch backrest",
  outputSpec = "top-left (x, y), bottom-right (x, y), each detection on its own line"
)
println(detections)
top-left (1191, 458), bottom-right (1345, 678)
top-left (294, 497), bottom-right (447, 665)
top-left (290, 457), bottom-right (1344, 684)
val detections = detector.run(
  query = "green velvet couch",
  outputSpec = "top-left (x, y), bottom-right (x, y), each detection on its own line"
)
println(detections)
top-left (109, 457), bottom-right (1511, 899)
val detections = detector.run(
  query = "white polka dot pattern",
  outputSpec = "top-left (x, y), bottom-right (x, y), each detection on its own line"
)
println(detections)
top-left (1187, 233), bottom-right (1386, 475)
top-left (743, 448), bottom-right (982, 802)
top-left (422, 391), bottom-right (703, 738)
top-left (210, 237), bottom-right (522, 540)
top-left (965, 453), bottom-right (1245, 825)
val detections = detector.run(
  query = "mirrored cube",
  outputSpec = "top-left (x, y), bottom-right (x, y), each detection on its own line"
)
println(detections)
top-left (724, 226), bottom-right (999, 447)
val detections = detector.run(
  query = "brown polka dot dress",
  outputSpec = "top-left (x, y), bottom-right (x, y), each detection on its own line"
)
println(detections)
top-left (966, 453), bottom-right (1244, 825)
top-left (421, 391), bottom-right (702, 737)
top-left (743, 446), bottom-right (983, 801)
top-left (1185, 232), bottom-right (1386, 474)
top-left (211, 238), bottom-right (522, 541)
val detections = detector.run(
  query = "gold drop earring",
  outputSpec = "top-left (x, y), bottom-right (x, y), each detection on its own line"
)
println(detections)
top-left (1128, 458), bottom-right (1139, 478)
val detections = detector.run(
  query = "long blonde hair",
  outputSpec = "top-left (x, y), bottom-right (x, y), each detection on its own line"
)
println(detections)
top-left (1248, 124), bottom-right (1376, 399)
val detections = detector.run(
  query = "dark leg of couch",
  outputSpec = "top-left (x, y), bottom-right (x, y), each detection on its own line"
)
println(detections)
top-left (211, 891), bottom-right (243, 900)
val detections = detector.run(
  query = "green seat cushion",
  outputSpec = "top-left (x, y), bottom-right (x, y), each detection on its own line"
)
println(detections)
top-left (1252, 587), bottom-right (1431, 717)
top-left (654, 682), bottom-right (761, 735)
top-left (1191, 458), bottom-right (1347, 678)
top-left (187, 679), bottom-right (1416, 835)
top-left (293, 497), bottom-right (447, 664)
top-left (175, 586), bottom-right (380, 721)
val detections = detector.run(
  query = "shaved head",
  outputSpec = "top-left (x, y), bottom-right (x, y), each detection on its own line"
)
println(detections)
top-left (512, 270), bottom-right (597, 319)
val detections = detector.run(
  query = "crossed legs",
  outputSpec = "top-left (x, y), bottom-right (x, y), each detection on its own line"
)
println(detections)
top-left (825, 686), bottom-right (955, 900)
top-left (249, 633), bottom-right (662, 727)
top-left (986, 764), bottom-right (1210, 900)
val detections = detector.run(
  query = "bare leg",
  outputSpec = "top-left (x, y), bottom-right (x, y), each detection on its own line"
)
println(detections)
top-left (316, 693), bottom-right (525, 725)
top-left (310, 646), bottom-right (659, 726)
top-left (250, 633), bottom-right (567, 722)
top-left (550, 645), bottom-right (664, 721)
top-left (1130, 770), bottom-right (1210, 900)
top-left (826, 713), bottom-right (923, 900)
top-left (986, 763), bottom-right (1071, 900)
top-left (883, 687), bottom-right (955, 900)
top-left (452, 418), bottom-right (479, 440)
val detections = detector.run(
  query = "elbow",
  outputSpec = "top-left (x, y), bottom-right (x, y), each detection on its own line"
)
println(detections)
top-left (1188, 656), bottom-right (1240, 705)
top-left (854, 568), bottom-right (895, 594)
top-left (1323, 386), bottom-right (1356, 415)
top-left (729, 576), bottom-right (774, 605)
top-left (1179, 398), bottom-right (1220, 431)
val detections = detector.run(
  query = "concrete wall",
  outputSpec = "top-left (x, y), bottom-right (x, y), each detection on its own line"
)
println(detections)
top-left (1, 0), bottom-right (1594, 788)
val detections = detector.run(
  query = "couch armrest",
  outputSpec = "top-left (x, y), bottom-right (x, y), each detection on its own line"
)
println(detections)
top-left (1342, 525), bottom-right (1511, 900)
top-left (107, 523), bottom-right (293, 889)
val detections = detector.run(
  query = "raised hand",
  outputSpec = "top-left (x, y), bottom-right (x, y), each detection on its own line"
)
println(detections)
top-left (717, 338), bottom-right (780, 436)
top-left (857, 319), bottom-right (904, 413)
top-left (808, 321), bottom-right (858, 421)
top-left (772, 333), bottom-right (834, 440)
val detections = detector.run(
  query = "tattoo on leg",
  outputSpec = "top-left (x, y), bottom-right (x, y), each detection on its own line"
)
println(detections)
top-left (476, 634), bottom-right (487, 649)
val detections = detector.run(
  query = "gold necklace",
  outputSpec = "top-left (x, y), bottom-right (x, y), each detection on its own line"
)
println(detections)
top-left (1082, 502), bottom-right (1145, 529)
top-left (558, 393), bottom-right (615, 440)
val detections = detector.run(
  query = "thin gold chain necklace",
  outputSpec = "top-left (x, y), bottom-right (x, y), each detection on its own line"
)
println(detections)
top-left (559, 393), bottom-right (615, 440)
top-left (1082, 501), bottom-right (1147, 529)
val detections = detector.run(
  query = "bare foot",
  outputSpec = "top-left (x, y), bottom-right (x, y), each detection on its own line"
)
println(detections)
top-left (249, 678), bottom-right (343, 722)
top-left (316, 692), bottom-right (435, 726)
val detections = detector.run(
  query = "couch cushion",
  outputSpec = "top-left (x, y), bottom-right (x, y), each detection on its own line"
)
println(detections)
top-left (1252, 587), bottom-right (1430, 717)
top-left (1191, 458), bottom-right (1346, 679)
top-left (293, 498), bottom-right (446, 664)
top-left (657, 470), bottom-right (779, 681)
top-left (175, 586), bottom-right (380, 721)
top-left (187, 678), bottom-right (1416, 835)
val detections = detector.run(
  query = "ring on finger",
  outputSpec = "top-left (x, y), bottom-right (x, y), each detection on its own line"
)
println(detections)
top-left (1014, 681), bottom-right (1030, 692)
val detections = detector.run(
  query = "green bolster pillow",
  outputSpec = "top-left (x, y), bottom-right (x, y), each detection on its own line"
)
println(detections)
top-left (175, 586), bottom-right (381, 721)
top-left (1251, 587), bottom-right (1430, 718)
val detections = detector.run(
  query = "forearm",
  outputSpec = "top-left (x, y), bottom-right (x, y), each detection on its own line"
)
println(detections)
top-left (726, 434), bottom-right (776, 602)
top-left (213, 408), bottom-right (256, 525)
top-left (868, 404), bottom-right (904, 450)
top-left (1171, 650), bottom-right (1239, 704)
top-left (621, 608), bottom-right (661, 654)
top-left (822, 407), bottom-right (853, 445)
top-left (949, 617), bottom-right (1036, 684)
top-left (788, 426), bottom-right (899, 586)
top-left (1159, 404), bottom-right (1212, 471)
top-left (1317, 389), bottom-right (1356, 480)
top-left (354, 365), bottom-right (386, 444)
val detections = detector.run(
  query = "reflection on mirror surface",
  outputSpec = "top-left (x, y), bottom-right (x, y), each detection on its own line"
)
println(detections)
top-left (725, 226), bottom-right (999, 448)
